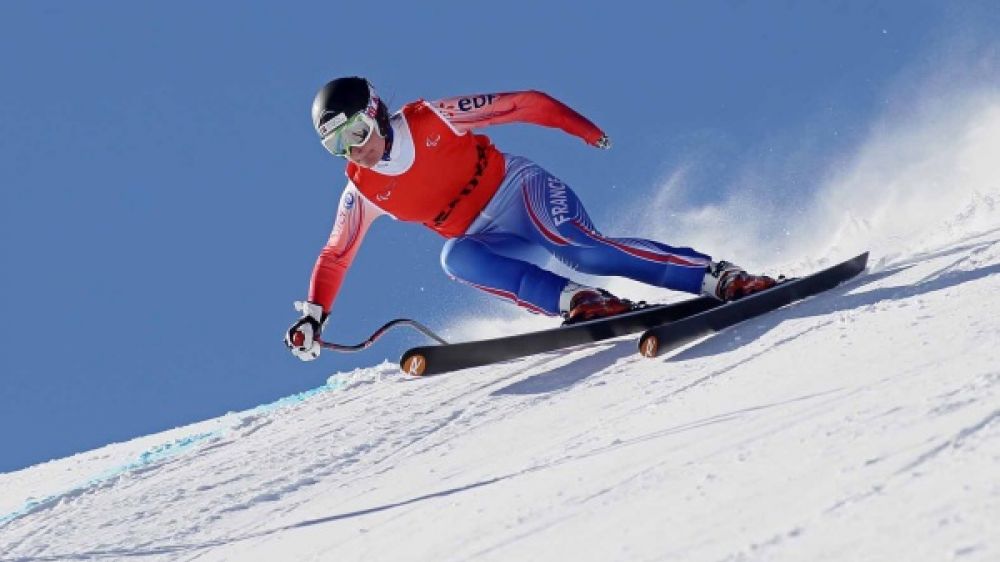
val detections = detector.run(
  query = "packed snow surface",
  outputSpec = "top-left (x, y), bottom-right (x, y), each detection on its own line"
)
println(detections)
top-left (3, 220), bottom-right (1000, 561)
top-left (3, 94), bottom-right (1000, 562)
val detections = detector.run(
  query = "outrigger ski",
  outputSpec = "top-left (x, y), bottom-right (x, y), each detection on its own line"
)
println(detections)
top-left (638, 251), bottom-right (869, 358)
top-left (399, 296), bottom-right (721, 376)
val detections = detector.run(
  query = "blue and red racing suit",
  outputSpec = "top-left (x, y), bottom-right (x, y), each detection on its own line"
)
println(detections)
top-left (307, 90), bottom-right (711, 317)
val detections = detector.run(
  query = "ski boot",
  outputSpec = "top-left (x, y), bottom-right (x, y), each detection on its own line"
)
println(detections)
top-left (561, 285), bottom-right (637, 325)
top-left (702, 261), bottom-right (779, 302)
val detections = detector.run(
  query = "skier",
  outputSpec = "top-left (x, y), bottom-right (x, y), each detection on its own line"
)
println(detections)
top-left (285, 77), bottom-right (776, 360)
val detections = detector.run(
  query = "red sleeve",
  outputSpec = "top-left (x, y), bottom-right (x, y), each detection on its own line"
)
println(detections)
top-left (428, 90), bottom-right (606, 146)
top-left (307, 184), bottom-right (385, 314)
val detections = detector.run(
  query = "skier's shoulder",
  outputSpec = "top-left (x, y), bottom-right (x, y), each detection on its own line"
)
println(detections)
top-left (396, 99), bottom-right (464, 135)
top-left (398, 99), bottom-right (431, 117)
top-left (385, 99), bottom-right (435, 127)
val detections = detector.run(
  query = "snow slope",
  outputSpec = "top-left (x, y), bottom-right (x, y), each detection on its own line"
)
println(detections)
top-left (3, 91), bottom-right (1000, 562)
top-left (2, 208), bottom-right (1000, 561)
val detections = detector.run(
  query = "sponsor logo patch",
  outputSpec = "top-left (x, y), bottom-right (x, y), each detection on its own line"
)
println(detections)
top-left (457, 94), bottom-right (498, 112)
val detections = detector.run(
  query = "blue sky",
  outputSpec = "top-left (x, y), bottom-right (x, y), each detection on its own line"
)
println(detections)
top-left (1, 1), bottom-right (996, 473)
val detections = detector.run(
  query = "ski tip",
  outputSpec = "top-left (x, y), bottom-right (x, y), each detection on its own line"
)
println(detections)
top-left (639, 334), bottom-right (660, 359)
top-left (401, 353), bottom-right (428, 376)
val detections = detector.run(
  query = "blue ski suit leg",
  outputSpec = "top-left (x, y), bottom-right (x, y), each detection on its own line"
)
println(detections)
top-left (440, 156), bottom-right (712, 315)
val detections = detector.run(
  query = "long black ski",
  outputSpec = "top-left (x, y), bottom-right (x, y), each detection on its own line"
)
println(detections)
top-left (638, 252), bottom-right (869, 358)
top-left (400, 296), bottom-right (721, 376)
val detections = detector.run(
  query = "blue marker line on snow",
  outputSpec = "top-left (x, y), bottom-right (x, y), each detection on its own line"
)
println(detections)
top-left (0, 381), bottom-right (343, 527)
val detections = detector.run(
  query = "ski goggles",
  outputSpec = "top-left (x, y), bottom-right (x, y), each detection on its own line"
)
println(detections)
top-left (318, 111), bottom-right (378, 157)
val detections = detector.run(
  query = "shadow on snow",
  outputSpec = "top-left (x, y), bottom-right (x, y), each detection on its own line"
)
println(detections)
top-left (671, 260), bottom-right (1000, 362)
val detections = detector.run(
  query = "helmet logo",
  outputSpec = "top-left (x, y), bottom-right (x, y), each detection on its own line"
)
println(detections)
top-left (364, 81), bottom-right (381, 119)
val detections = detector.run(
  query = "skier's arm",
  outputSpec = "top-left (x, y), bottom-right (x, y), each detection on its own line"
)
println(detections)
top-left (307, 184), bottom-right (385, 314)
top-left (428, 90), bottom-right (608, 147)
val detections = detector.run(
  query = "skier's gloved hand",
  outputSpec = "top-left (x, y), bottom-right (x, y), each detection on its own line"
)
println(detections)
top-left (593, 135), bottom-right (612, 150)
top-left (285, 301), bottom-right (327, 361)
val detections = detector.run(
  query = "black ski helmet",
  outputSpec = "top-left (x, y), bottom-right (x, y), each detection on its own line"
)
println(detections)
top-left (311, 77), bottom-right (390, 139)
